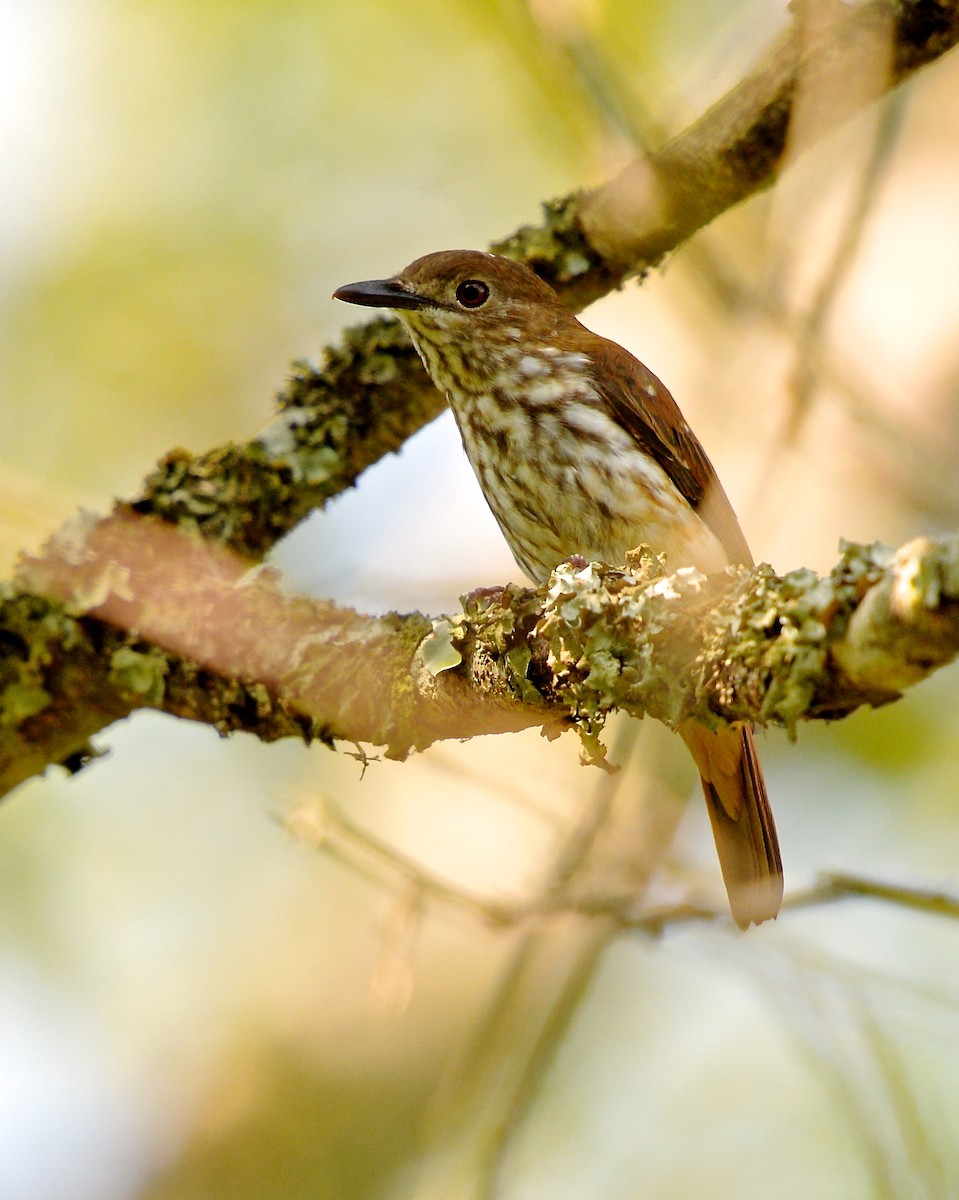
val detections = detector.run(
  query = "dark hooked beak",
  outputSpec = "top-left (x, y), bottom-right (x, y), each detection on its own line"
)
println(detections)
top-left (332, 277), bottom-right (431, 311)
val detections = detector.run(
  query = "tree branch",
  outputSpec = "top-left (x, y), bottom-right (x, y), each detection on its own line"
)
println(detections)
top-left (5, 525), bottom-right (958, 799)
top-left (4, 0), bottom-right (957, 797)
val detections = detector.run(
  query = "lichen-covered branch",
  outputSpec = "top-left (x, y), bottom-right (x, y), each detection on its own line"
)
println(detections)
top-left (442, 536), bottom-right (959, 754)
top-left (565, 0), bottom-right (945, 298)
top-left (4, 526), bottom-right (958, 800)
top-left (127, 0), bottom-right (959, 558)
top-left (1, 512), bottom-right (549, 799)
top-left (129, 320), bottom-right (441, 558)
top-left (503, 0), bottom-right (959, 302)
top-left (4, 0), bottom-right (957, 801)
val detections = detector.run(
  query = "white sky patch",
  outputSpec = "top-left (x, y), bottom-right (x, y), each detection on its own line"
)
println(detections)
top-left (0, 0), bottom-right (102, 288)
top-left (0, 961), bottom-right (155, 1200)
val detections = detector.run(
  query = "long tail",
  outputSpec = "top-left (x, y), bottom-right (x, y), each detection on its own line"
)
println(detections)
top-left (679, 721), bottom-right (783, 928)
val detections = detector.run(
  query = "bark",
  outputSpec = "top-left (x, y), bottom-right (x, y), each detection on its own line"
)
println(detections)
top-left (4, 528), bottom-right (958, 799)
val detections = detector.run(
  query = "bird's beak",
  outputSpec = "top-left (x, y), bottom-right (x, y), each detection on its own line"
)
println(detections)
top-left (332, 277), bottom-right (431, 311)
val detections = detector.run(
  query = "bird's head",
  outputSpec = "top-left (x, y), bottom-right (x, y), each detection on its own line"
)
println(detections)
top-left (334, 250), bottom-right (577, 353)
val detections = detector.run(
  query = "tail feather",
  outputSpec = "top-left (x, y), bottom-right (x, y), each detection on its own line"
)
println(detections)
top-left (679, 721), bottom-right (783, 928)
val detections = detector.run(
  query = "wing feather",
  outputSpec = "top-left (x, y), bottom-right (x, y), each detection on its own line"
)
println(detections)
top-left (589, 337), bottom-right (754, 567)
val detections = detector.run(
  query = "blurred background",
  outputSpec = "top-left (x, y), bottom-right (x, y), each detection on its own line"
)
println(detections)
top-left (3, 1), bottom-right (959, 1197)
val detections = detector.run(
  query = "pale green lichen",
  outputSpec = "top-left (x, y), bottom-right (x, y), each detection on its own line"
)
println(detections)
top-left (0, 682), bottom-right (51, 726)
top-left (109, 647), bottom-right (167, 705)
top-left (532, 557), bottom-right (675, 761)
top-left (582, 649), bottom-right (622, 696)
top-left (255, 407), bottom-right (309, 459)
top-left (258, 410), bottom-right (349, 486)
top-left (421, 618), bottom-right (463, 676)
top-left (505, 644), bottom-right (542, 704)
top-left (720, 540), bottom-right (896, 735)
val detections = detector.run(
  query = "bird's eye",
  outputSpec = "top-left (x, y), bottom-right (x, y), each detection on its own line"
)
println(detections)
top-left (455, 279), bottom-right (490, 309)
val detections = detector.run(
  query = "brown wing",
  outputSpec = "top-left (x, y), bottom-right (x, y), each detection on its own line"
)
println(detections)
top-left (590, 335), bottom-right (754, 567)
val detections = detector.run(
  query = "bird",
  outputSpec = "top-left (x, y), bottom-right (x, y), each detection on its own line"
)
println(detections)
top-left (334, 249), bottom-right (782, 927)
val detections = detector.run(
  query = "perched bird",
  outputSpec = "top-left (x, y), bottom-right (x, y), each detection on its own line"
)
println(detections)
top-left (334, 250), bottom-right (782, 927)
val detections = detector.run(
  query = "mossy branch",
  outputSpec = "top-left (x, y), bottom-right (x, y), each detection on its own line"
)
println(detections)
top-left (3, 0), bottom-right (957, 798)
top-left (3, 526), bottom-right (958, 799)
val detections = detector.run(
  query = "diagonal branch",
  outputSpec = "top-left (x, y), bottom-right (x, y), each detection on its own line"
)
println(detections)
top-left (4, 524), bottom-right (958, 799)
